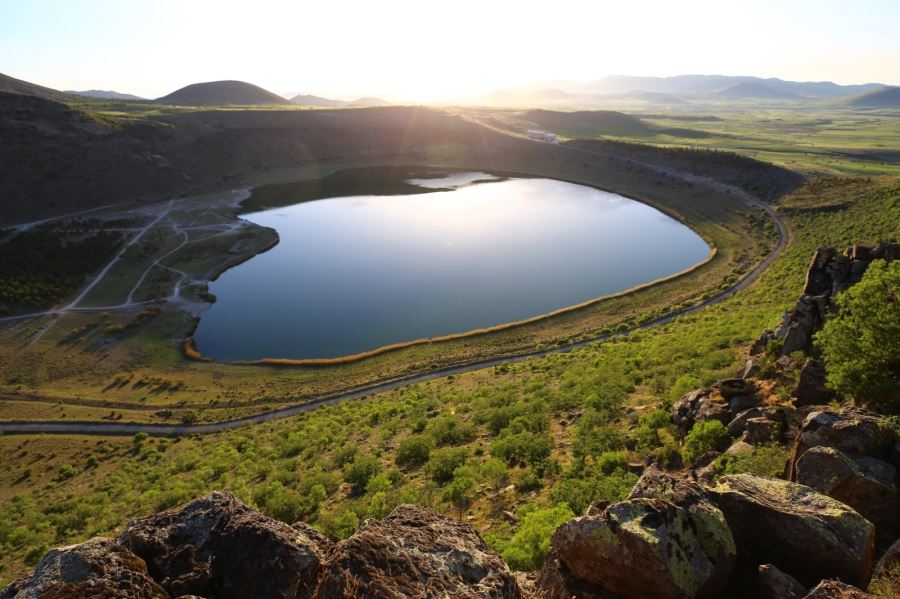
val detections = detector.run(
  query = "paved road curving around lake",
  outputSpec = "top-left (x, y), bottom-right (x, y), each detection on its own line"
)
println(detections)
top-left (0, 150), bottom-right (789, 437)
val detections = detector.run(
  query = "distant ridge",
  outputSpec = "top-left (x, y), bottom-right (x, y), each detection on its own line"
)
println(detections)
top-left (844, 86), bottom-right (900, 108)
top-left (0, 72), bottom-right (76, 103)
top-left (157, 80), bottom-right (291, 105)
top-left (290, 94), bottom-right (347, 107)
top-left (350, 97), bottom-right (392, 106)
top-left (67, 89), bottom-right (144, 101)
top-left (716, 81), bottom-right (799, 99)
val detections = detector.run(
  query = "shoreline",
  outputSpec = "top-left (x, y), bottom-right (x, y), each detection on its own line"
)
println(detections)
top-left (183, 167), bottom-right (720, 366)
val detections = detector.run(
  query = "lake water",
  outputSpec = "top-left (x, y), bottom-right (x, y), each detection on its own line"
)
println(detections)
top-left (192, 173), bottom-right (710, 360)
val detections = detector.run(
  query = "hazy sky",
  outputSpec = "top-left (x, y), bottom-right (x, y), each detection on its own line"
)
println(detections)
top-left (2, 0), bottom-right (898, 100)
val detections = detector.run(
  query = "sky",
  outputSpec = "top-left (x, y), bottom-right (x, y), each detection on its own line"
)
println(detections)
top-left (1, 0), bottom-right (899, 101)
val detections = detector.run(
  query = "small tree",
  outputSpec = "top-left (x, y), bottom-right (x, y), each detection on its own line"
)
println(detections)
top-left (343, 457), bottom-right (381, 495)
top-left (816, 260), bottom-right (900, 408)
top-left (443, 466), bottom-right (477, 520)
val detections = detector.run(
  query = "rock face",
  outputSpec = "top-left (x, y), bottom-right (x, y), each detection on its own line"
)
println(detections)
top-left (776, 243), bottom-right (898, 357)
top-left (538, 468), bottom-right (735, 599)
top-left (118, 491), bottom-right (326, 599)
top-left (0, 537), bottom-right (168, 599)
top-left (707, 474), bottom-right (875, 588)
top-left (315, 504), bottom-right (520, 598)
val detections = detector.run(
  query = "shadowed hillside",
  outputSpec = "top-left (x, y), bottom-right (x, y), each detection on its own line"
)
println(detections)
top-left (845, 86), bottom-right (900, 108)
top-left (522, 109), bottom-right (650, 137)
top-left (156, 80), bottom-right (291, 105)
top-left (0, 72), bottom-right (77, 103)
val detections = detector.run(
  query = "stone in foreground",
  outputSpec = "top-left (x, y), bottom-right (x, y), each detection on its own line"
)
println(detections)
top-left (539, 467), bottom-right (735, 599)
top-left (708, 474), bottom-right (875, 588)
top-left (118, 491), bottom-right (325, 599)
top-left (0, 537), bottom-right (168, 599)
top-left (314, 504), bottom-right (520, 598)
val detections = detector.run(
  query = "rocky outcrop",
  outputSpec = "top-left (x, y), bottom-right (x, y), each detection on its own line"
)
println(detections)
top-left (801, 580), bottom-right (878, 598)
top-left (315, 504), bottom-right (520, 598)
top-left (0, 537), bottom-right (168, 599)
top-left (5, 496), bottom-right (519, 599)
top-left (118, 491), bottom-right (326, 599)
top-left (672, 388), bottom-right (732, 436)
top-left (538, 467), bottom-right (735, 599)
top-left (787, 409), bottom-right (897, 475)
top-left (772, 243), bottom-right (898, 357)
top-left (707, 474), bottom-right (875, 588)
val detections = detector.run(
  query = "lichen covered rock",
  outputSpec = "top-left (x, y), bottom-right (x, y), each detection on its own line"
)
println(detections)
top-left (708, 474), bottom-right (875, 588)
top-left (796, 446), bottom-right (899, 552)
top-left (539, 468), bottom-right (735, 599)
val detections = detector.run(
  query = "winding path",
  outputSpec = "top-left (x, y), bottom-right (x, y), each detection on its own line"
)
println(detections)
top-left (0, 151), bottom-right (789, 437)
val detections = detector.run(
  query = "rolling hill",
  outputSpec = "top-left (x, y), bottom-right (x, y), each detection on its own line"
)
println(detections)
top-left (0, 72), bottom-right (77, 103)
top-left (156, 80), bottom-right (291, 105)
top-left (289, 94), bottom-right (347, 107)
top-left (844, 86), bottom-right (900, 107)
top-left (67, 89), bottom-right (144, 101)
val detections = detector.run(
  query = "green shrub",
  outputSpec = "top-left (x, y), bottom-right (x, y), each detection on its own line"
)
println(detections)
top-left (427, 447), bottom-right (469, 484)
top-left (514, 469), bottom-right (543, 493)
top-left (682, 420), bottom-right (731, 464)
top-left (343, 457), bottom-right (381, 495)
top-left (715, 443), bottom-right (790, 478)
top-left (492, 505), bottom-right (574, 571)
top-left (395, 435), bottom-right (433, 468)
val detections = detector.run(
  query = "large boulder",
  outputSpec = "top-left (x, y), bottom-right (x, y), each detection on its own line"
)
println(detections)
top-left (0, 537), bottom-right (168, 599)
top-left (672, 388), bottom-right (731, 436)
top-left (707, 474), bottom-right (875, 588)
top-left (538, 468), bottom-right (735, 599)
top-left (118, 491), bottom-right (325, 599)
top-left (795, 447), bottom-right (899, 552)
top-left (314, 504), bottom-right (520, 598)
top-left (786, 409), bottom-right (897, 480)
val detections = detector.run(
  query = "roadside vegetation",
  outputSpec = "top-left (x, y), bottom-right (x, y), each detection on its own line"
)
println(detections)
top-left (1, 173), bottom-right (897, 584)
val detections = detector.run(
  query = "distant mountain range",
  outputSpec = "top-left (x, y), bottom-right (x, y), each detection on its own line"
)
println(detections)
top-left (484, 75), bottom-right (896, 107)
top-left (156, 80), bottom-right (292, 105)
top-left (67, 89), bottom-right (144, 101)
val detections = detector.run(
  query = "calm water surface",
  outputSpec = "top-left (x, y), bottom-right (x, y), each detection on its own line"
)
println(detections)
top-left (193, 174), bottom-right (710, 360)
